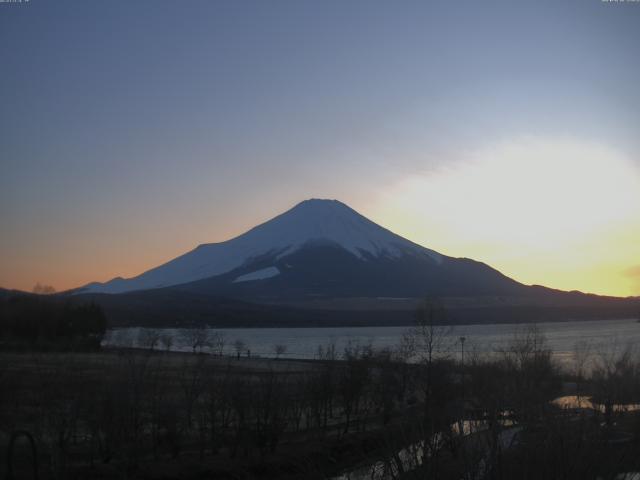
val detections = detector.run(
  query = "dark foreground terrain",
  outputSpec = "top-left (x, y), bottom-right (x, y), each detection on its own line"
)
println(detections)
top-left (2, 321), bottom-right (640, 480)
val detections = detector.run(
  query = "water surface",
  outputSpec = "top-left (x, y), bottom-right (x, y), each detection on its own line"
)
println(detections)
top-left (104, 318), bottom-right (640, 365)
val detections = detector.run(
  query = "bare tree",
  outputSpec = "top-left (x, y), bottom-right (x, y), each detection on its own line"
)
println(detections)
top-left (572, 339), bottom-right (593, 401)
top-left (209, 331), bottom-right (225, 356)
top-left (411, 297), bottom-right (452, 365)
top-left (138, 328), bottom-right (161, 351)
top-left (339, 340), bottom-right (372, 434)
top-left (406, 297), bottom-right (457, 471)
top-left (180, 328), bottom-right (211, 354)
top-left (179, 355), bottom-right (208, 429)
top-left (499, 324), bottom-right (559, 423)
top-left (33, 282), bottom-right (56, 294)
top-left (316, 338), bottom-right (338, 361)
top-left (410, 297), bottom-right (452, 416)
top-left (273, 344), bottom-right (287, 359)
top-left (592, 341), bottom-right (637, 425)
top-left (233, 339), bottom-right (246, 359)
top-left (160, 333), bottom-right (174, 352)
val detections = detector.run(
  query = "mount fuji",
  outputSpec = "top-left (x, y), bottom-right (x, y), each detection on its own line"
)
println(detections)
top-left (80, 199), bottom-right (523, 298)
top-left (74, 199), bottom-right (636, 326)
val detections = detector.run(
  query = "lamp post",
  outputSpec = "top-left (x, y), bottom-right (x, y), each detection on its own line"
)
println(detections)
top-left (460, 336), bottom-right (466, 422)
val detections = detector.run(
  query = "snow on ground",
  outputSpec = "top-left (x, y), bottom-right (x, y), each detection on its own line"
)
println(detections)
top-left (232, 267), bottom-right (280, 283)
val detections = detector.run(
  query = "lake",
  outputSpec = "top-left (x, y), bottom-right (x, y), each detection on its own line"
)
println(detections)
top-left (103, 318), bottom-right (640, 366)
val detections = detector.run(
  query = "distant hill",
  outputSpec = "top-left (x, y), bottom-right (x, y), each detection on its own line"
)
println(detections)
top-left (73, 287), bottom-right (639, 328)
top-left (0, 287), bottom-right (29, 299)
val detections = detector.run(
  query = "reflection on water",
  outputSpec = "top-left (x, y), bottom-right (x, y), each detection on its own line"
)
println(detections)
top-left (614, 474), bottom-right (640, 480)
top-left (552, 395), bottom-right (640, 413)
top-left (334, 396), bottom-right (639, 480)
top-left (332, 419), bottom-right (520, 480)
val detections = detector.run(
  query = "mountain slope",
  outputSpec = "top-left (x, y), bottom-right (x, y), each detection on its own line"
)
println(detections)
top-left (81, 199), bottom-right (444, 294)
top-left (78, 198), bottom-right (632, 308)
top-left (71, 198), bottom-right (640, 326)
top-left (174, 243), bottom-right (526, 301)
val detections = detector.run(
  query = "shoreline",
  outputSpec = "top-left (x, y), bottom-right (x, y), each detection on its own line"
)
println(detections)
top-left (107, 315), bottom-right (638, 330)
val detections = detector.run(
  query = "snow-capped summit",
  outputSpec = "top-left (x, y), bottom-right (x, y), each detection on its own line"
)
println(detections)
top-left (233, 199), bottom-right (441, 261)
top-left (81, 199), bottom-right (442, 294)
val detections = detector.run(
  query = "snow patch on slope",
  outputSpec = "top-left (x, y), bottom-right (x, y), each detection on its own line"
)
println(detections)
top-left (233, 267), bottom-right (280, 283)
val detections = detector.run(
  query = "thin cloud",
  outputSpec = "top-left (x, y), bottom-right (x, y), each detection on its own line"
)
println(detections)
top-left (624, 265), bottom-right (640, 278)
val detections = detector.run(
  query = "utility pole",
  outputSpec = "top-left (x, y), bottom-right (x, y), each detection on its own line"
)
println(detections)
top-left (460, 336), bottom-right (466, 423)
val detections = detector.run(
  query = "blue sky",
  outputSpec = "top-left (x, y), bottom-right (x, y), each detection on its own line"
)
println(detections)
top-left (1, 0), bottom-right (639, 294)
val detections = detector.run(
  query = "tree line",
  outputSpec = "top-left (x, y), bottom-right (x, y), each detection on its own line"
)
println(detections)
top-left (0, 293), bottom-right (107, 350)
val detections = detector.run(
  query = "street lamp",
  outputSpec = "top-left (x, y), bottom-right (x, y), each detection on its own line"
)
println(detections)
top-left (460, 336), bottom-right (466, 420)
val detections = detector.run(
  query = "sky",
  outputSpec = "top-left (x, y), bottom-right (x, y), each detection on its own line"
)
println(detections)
top-left (1, 0), bottom-right (639, 296)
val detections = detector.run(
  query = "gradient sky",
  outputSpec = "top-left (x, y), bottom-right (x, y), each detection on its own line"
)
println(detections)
top-left (1, 0), bottom-right (639, 296)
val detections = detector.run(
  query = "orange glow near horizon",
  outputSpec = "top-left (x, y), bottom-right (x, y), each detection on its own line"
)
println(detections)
top-left (368, 137), bottom-right (640, 297)
top-left (2, 137), bottom-right (639, 297)
top-left (3, 1), bottom-right (640, 300)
